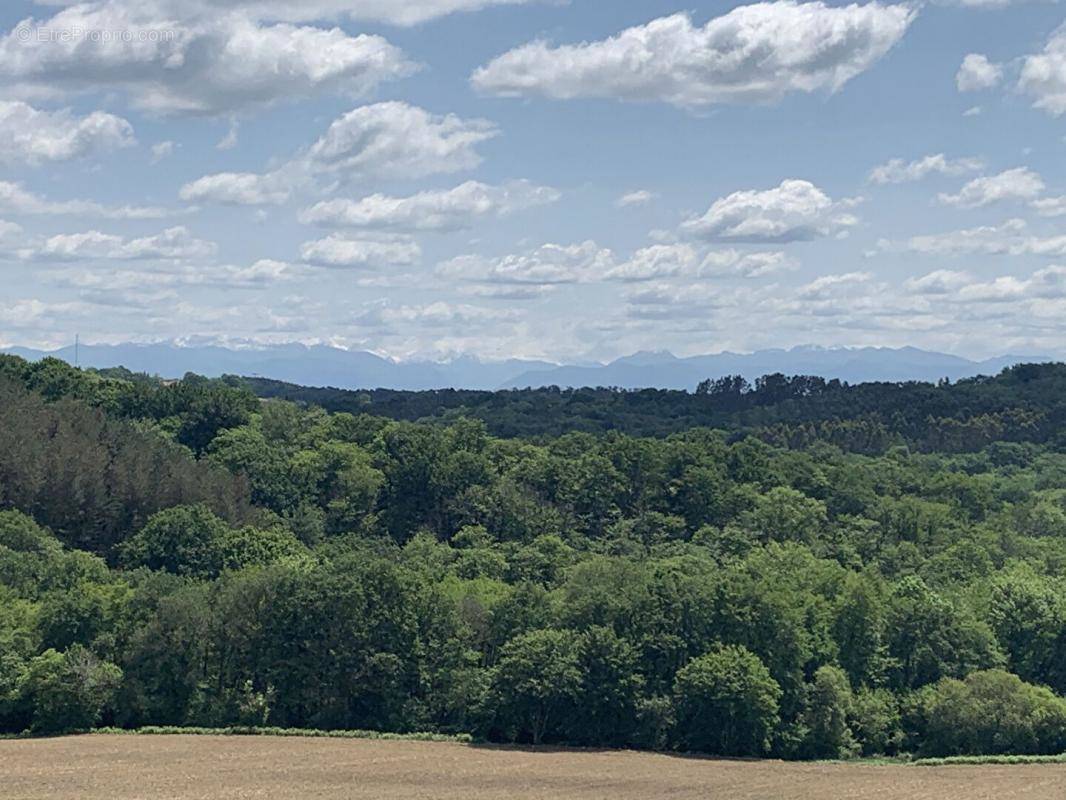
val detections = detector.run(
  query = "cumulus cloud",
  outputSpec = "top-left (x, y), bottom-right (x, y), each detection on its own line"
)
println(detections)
top-left (438, 241), bottom-right (614, 287)
top-left (471, 2), bottom-right (916, 108)
top-left (868, 154), bottom-right (984, 184)
top-left (37, 0), bottom-right (546, 27)
top-left (308, 102), bottom-right (497, 179)
top-left (182, 103), bottom-right (497, 207)
top-left (955, 267), bottom-right (1066, 303)
top-left (605, 244), bottom-right (794, 282)
top-left (886, 219), bottom-right (1066, 258)
top-left (46, 259), bottom-right (305, 297)
top-left (179, 171), bottom-right (294, 206)
top-left (0, 101), bottom-right (134, 165)
top-left (1032, 196), bottom-right (1066, 218)
top-left (0, 219), bottom-right (23, 244)
top-left (1019, 24), bottom-right (1066, 117)
top-left (300, 234), bottom-right (422, 268)
top-left (0, 5), bottom-right (415, 115)
top-left (350, 301), bottom-right (519, 334)
top-left (956, 54), bottom-right (1003, 92)
top-left (623, 282), bottom-right (737, 320)
top-left (680, 180), bottom-right (860, 243)
top-left (937, 168), bottom-right (1045, 208)
top-left (0, 181), bottom-right (172, 219)
top-left (903, 270), bottom-right (974, 295)
top-left (798, 271), bottom-right (873, 300)
top-left (20, 226), bottom-right (216, 261)
top-left (300, 180), bottom-right (558, 232)
top-left (700, 250), bottom-right (796, 278)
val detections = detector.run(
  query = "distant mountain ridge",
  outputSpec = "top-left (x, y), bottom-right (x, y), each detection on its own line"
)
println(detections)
top-left (501, 346), bottom-right (1047, 390)
top-left (2, 342), bottom-right (1051, 391)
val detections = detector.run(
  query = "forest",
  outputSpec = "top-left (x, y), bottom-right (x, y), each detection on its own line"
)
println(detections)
top-left (5, 353), bottom-right (1066, 760)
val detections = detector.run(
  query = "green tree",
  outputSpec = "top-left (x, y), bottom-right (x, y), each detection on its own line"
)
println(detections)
top-left (567, 626), bottom-right (644, 746)
top-left (16, 646), bottom-right (122, 733)
top-left (673, 645), bottom-right (782, 756)
top-left (491, 629), bottom-right (583, 744)
top-left (800, 665), bottom-right (858, 759)
top-left (120, 505), bottom-right (230, 578)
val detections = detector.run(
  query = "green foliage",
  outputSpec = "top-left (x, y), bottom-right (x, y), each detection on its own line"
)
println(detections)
top-left (121, 505), bottom-right (231, 578)
top-left (673, 645), bottom-right (782, 756)
top-left (907, 670), bottom-right (1066, 757)
top-left (6, 354), bottom-right (1066, 760)
top-left (800, 666), bottom-right (858, 760)
top-left (490, 629), bottom-right (583, 744)
top-left (13, 646), bottom-right (122, 733)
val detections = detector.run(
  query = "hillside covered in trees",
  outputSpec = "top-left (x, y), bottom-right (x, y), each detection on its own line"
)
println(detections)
top-left (245, 365), bottom-right (1066, 449)
top-left (5, 354), bottom-right (1066, 760)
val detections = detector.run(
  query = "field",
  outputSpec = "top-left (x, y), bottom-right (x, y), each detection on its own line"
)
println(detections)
top-left (3, 735), bottom-right (1066, 800)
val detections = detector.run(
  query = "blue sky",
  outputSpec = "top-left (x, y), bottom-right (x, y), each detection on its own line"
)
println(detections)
top-left (1, 0), bottom-right (1065, 362)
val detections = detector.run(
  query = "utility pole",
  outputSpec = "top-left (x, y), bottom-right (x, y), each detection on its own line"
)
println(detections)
top-left (75, 333), bottom-right (79, 368)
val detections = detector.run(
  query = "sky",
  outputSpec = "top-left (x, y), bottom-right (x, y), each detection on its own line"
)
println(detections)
top-left (0, 0), bottom-right (1065, 363)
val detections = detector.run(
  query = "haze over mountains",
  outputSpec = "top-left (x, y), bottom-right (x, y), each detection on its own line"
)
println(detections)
top-left (3, 342), bottom-right (1051, 392)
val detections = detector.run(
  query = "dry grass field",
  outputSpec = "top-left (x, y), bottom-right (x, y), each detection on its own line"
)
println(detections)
top-left (3, 735), bottom-right (1066, 800)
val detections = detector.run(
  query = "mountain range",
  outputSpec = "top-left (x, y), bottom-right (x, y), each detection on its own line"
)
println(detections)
top-left (2, 342), bottom-right (1051, 392)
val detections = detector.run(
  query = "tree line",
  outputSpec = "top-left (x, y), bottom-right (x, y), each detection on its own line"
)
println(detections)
top-left (4, 353), bottom-right (1066, 760)
top-left (243, 363), bottom-right (1066, 449)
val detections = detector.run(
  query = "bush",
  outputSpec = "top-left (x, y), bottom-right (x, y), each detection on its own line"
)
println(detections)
top-left (907, 669), bottom-right (1066, 757)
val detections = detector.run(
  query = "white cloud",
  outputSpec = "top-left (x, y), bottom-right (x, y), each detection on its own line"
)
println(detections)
top-left (182, 102), bottom-right (498, 207)
top-left (308, 102), bottom-right (498, 179)
top-left (1032, 196), bottom-right (1066, 218)
top-left (605, 244), bottom-right (794, 281)
top-left (1019, 24), bottom-right (1066, 116)
top-left (798, 271), bottom-right (873, 300)
top-left (300, 234), bottom-right (421, 268)
top-left (937, 168), bottom-right (1045, 208)
top-left (0, 5), bottom-right (415, 115)
top-left (956, 54), bottom-right (1003, 92)
top-left (0, 219), bottom-right (23, 244)
top-left (0, 181), bottom-right (171, 219)
top-left (0, 100), bottom-right (134, 165)
top-left (217, 119), bottom-right (240, 151)
top-left (680, 179), bottom-right (860, 243)
top-left (20, 226), bottom-right (216, 261)
top-left (438, 241), bottom-right (614, 286)
top-left (887, 218), bottom-right (1066, 258)
top-left (351, 300), bottom-right (518, 331)
top-left (179, 171), bottom-right (293, 206)
top-left (45, 0), bottom-right (546, 27)
top-left (299, 180), bottom-right (558, 232)
top-left (700, 250), bottom-right (796, 278)
top-left (47, 259), bottom-right (305, 296)
top-left (956, 267), bottom-right (1066, 303)
top-left (903, 270), bottom-right (973, 295)
top-left (604, 244), bottom-right (701, 282)
top-left (150, 140), bottom-right (176, 162)
top-left (623, 282), bottom-right (737, 319)
top-left (616, 190), bottom-right (655, 208)
top-left (471, 2), bottom-right (916, 108)
top-left (868, 154), bottom-right (984, 184)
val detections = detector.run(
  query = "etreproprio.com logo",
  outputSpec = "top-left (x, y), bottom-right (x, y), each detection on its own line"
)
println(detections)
top-left (15, 26), bottom-right (178, 44)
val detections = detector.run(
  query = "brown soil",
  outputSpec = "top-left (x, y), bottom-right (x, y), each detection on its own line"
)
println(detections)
top-left (3, 735), bottom-right (1065, 800)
